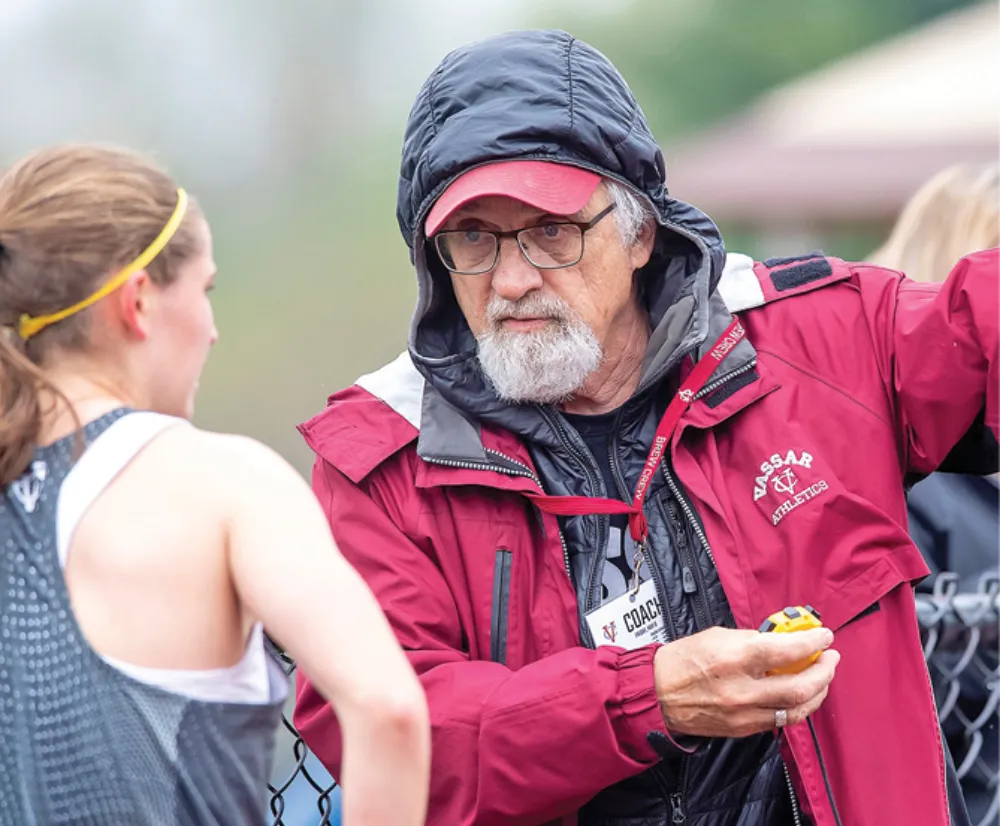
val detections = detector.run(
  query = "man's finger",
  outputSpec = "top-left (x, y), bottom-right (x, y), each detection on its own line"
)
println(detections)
top-left (758, 649), bottom-right (840, 709)
top-left (754, 683), bottom-right (832, 733)
top-left (749, 627), bottom-right (835, 673)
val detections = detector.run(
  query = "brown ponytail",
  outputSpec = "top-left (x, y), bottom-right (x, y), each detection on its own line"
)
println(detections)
top-left (0, 144), bottom-right (202, 485)
top-left (0, 327), bottom-right (56, 485)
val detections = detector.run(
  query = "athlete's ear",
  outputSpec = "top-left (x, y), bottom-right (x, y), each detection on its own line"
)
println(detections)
top-left (112, 272), bottom-right (154, 340)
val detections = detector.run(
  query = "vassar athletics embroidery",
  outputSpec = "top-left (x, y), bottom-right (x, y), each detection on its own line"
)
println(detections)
top-left (752, 449), bottom-right (829, 525)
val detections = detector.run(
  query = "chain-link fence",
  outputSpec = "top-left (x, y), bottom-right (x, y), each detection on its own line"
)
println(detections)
top-left (919, 572), bottom-right (999, 826)
top-left (267, 649), bottom-right (339, 826)
top-left (268, 572), bottom-right (1000, 826)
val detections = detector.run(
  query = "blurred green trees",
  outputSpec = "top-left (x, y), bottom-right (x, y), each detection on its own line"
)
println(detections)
top-left (536, 0), bottom-right (980, 143)
top-left (1, 1), bottom-right (982, 470)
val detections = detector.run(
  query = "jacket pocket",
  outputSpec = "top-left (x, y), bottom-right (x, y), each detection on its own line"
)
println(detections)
top-left (841, 600), bottom-right (881, 628)
top-left (820, 555), bottom-right (916, 631)
top-left (491, 549), bottom-right (512, 665)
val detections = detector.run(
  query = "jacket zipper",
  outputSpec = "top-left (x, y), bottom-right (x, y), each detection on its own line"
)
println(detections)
top-left (539, 409), bottom-right (609, 614)
top-left (669, 756), bottom-right (690, 823)
top-left (661, 462), bottom-right (716, 569)
top-left (656, 359), bottom-right (756, 627)
top-left (663, 494), bottom-right (711, 632)
top-left (692, 358), bottom-right (758, 402)
top-left (669, 792), bottom-right (686, 823)
top-left (424, 451), bottom-right (572, 579)
top-left (784, 762), bottom-right (803, 826)
top-left (658, 363), bottom-right (757, 824)
top-left (490, 549), bottom-right (512, 664)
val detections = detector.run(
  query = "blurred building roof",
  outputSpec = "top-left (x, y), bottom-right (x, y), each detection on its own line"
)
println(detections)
top-left (667, 2), bottom-right (999, 227)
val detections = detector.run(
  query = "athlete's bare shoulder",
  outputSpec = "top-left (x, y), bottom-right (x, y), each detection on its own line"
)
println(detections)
top-left (145, 425), bottom-right (315, 511)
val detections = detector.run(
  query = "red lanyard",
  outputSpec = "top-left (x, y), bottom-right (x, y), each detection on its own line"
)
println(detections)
top-left (527, 317), bottom-right (745, 550)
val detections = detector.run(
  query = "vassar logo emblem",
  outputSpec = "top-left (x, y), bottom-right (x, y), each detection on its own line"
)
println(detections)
top-left (602, 622), bottom-right (617, 644)
top-left (771, 468), bottom-right (798, 496)
top-left (752, 449), bottom-right (829, 526)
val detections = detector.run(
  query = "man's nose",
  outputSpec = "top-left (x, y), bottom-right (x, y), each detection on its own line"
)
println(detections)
top-left (490, 237), bottom-right (544, 302)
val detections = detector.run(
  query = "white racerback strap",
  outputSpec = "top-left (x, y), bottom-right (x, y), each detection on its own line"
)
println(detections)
top-left (57, 411), bottom-right (185, 570)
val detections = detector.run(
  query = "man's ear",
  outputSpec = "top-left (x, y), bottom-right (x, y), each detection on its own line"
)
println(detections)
top-left (113, 271), bottom-right (153, 341)
top-left (629, 219), bottom-right (656, 271)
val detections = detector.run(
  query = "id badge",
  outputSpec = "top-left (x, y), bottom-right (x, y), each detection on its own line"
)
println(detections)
top-left (585, 578), bottom-right (667, 650)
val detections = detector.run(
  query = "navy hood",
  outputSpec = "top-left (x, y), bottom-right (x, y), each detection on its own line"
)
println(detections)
top-left (396, 29), bottom-right (731, 437)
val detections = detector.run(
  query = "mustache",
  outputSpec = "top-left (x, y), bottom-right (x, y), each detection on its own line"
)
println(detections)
top-left (485, 293), bottom-right (573, 325)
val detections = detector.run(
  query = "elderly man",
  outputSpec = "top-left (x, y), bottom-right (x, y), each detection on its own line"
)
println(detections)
top-left (295, 30), bottom-right (996, 826)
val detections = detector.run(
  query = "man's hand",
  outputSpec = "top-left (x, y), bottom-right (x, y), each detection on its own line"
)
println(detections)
top-left (654, 626), bottom-right (839, 738)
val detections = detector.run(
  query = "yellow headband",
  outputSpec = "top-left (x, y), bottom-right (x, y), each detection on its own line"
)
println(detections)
top-left (18, 188), bottom-right (190, 341)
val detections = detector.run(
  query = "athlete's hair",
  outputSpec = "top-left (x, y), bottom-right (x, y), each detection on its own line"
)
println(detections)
top-left (870, 163), bottom-right (999, 283)
top-left (0, 144), bottom-right (203, 485)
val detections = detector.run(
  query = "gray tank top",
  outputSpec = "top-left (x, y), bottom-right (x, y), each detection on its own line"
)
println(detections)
top-left (0, 409), bottom-right (288, 825)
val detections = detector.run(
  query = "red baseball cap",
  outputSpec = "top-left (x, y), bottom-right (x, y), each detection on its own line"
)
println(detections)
top-left (424, 160), bottom-right (602, 236)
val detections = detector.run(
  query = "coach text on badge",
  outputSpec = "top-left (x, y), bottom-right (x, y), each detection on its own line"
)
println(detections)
top-left (585, 578), bottom-right (668, 650)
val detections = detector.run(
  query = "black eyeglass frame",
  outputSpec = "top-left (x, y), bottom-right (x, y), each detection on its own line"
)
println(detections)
top-left (431, 202), bottom-right (618, 275)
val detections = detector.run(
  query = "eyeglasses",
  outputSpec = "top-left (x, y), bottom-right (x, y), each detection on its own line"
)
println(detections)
top-left (432, 202), bottom-right (617, 275)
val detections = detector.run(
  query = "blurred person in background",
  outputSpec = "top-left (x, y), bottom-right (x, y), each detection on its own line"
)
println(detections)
top-left (871, 162), bottom-right (999, 825)
top-left (0, 145), bottom-right (429, 826)
top-left (294, 30), bottom-right (996, 826)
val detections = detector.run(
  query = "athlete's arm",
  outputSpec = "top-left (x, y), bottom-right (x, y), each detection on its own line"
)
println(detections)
top-left (217, 434), bottom-right (430, 826)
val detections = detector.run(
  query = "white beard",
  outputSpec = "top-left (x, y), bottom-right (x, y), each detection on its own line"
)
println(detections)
top-left (476, 292), bottom-right (603, 404)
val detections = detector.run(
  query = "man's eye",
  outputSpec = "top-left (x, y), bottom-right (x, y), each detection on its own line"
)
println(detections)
top-left (540, 223), bottom-right (564, 238)
top-left (463, 230), bottom-right (483, 243)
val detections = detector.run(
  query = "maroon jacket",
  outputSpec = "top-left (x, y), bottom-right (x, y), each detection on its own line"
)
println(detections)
top-left (295, 250), bottom-right (998, 825)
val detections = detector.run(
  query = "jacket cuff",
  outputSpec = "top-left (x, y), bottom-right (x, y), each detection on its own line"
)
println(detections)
top-left (616, 645), bottom-right (703, 759)
top-left (615, 645), bottom-right (675, 760)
